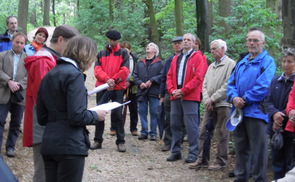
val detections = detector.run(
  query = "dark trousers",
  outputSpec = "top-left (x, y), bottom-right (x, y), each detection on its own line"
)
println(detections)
top-left (42, 155), bottom-right (85, 182)
top-left (127, 92), bottom-right (138, 132)
top-left (234, 117), bottom-right (268, 182)
top-left (0, 102), bottom-right (24, 151)
top-left (94, 90), bottom-right (125, 145)
top-left (271, 135), bottom-right (294, 180)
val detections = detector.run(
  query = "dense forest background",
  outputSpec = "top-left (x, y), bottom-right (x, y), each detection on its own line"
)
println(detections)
top-left (0, 0), bottom-right (294, 72)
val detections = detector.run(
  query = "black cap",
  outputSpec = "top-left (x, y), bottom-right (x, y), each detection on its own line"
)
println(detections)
top-left (172, 36), bottom-right (182, 42)
top-left (106, 30), bottom-right (121, 40)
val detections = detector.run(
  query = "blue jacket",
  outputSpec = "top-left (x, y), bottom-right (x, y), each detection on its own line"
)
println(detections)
top-left (227, 50), bottom-right (276, 122)
top-left (262, 74), bottom-right (295, 137)
top-left (0, 30), bottom-right (13, 52)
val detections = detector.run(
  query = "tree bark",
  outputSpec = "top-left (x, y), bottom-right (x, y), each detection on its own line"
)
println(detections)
top-left (218, 0), bottom-right (232, 36)
top-left (109, 0), bottom-right (114, 21)
top-left (281, 0), bottom-right (295, 48)
top-left (43, 0), bottom-right (51, 26)
top-left (196, 0), bottom-right (210, 53)
top-left (143, 0), bottom-right (161, 57)
top-left (18, 0), bottom-right (29, 35)
top-left (52, 0), bottom-right (56, 26)
top-left (266, 0), bottom-right (281, 18)
top-left (175, 0), bottom-right (184, 36)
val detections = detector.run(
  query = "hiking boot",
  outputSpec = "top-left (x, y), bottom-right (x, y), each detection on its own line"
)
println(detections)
top-left (90, 141), bottom-right (102, 150)
top-left (188, 159), bottom-right (208, 169)
top-left (208, 163), bottom-right (226, 170)
top-left (131, 131), bottom-right (138, 136)
top-left (138, 134), bottom-right (148, 140)
top-left (117, 143), bottom-right (126, 152)
top-left (161, 145), bottom-right (171, 152)
top-left (150, 135), bottom-right (157, 141)
top-left (166, 153), bottom-right (181, 161)
top-left (6, 149), bottom-right (16, 158)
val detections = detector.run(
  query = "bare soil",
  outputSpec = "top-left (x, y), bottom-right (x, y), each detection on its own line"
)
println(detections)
top-left (2, 65), bottom-right (273, 182)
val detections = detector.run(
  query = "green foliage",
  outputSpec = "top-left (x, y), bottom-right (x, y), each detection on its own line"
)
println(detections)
top-left (210, 0), bottom-right (283, 71)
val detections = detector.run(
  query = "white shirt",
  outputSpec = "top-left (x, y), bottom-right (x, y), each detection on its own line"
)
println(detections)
top-left (177, 49), bottom-right (193, 86)
top-left (12, 50), bottom-right (21, 80)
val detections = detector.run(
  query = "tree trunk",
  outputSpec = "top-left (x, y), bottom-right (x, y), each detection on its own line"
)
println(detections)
top-left (52, 0), bottom-right (56, 26)
top-left (281, 0), bottom-right (295, 48)
top-left (175, 0), bottom-right (184, 36)
top-left (219, 0), bottom-right (232, 37)
top-left (18, 0), bottom-right (29, 35)
top-left (43, 0), bottom-right (51, 26)
top-left (143, 0), bottom-right (161, 57)
top-left (196, 0), bottom-right (210, 53)
top-left (266, 0), bottom-right (281, 18)
top-left (109, 0), bottom-right (114, 21)
top-left (76, 0), bottom-right (80, 17)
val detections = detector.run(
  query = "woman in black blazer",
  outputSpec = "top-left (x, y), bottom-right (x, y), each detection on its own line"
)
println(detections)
top-left (37, 36), bottom-right (107, 182)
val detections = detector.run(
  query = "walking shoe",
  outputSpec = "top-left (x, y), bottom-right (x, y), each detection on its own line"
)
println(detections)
top-left (166, 153), bottom-right (181, 161)
top-left (150, 135), bottom-right (157, 141)
top-left (131, 131), bottom-right (138, 136)
top-left (138, 134), bottom-right (148, 140)
top-left (110, 130), bottom-right (116, 136)
top-left (90, 141), bottom-right (102, 150)
top-left (188, 159), bottom-right (208, 169)
top-left (185, 156), bottom-right (197, 163)
top-left (208, 163), bottom-right (226, 170)
top-left (117, 143), bottom-right (126, 152)
top-left (6, 149), bottom-right (15, 157)
top-left (161, 145), bottom-right (171, 152)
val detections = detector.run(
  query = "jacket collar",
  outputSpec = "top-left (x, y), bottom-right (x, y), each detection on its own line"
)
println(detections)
top-left (58, 57), bottom-right (79, 69)
top-left (278, 73), bottom-right (295, 82)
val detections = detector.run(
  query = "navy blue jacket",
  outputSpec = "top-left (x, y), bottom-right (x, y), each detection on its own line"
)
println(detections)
top-left (133, 57), bottom-right (163, 98)
top-left (160, 54), bottom-right (175, 98)
top-left (0, 30), bottom-right (13, 52)
top-left (262, 74), bottom-right (295, 137)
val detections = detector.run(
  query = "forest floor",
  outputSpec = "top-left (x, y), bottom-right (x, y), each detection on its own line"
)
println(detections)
top-left (2, 65), bottom-right (273, 182)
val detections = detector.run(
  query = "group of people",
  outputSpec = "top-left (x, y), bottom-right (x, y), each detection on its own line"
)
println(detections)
top-left (0, 15), bottom-right (295, 182)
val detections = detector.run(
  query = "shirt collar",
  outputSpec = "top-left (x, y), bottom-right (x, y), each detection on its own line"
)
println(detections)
top-left (278, 72), bottom-right (295, 82)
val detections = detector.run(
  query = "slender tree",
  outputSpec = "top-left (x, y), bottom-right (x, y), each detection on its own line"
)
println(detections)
top-left (109, 0), bottom-right (114, 21)
top-left (218, 0), bottom-right (232, 37)
top-left (18, 0), bottom-right (29, 35)
top-left (143, 0), bottom-right (161, 55)
top-left (196, 0), bottom-right (210, 53)
top-left (43, 0), bottom-right (51, 25)
top-left (52, 0), bottom-right (56, 26)
top-left (281, 0), bottom-right (295, 48)
top-left (175, 0), bottom-right (184, 36)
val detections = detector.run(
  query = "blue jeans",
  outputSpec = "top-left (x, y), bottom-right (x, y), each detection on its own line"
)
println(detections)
top-left (138, 96), bottom-right (159, 136)
top-left (0, 102), bottom-right (24, 151)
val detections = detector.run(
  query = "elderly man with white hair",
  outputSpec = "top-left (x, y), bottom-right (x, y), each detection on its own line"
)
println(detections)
top-left (133, 42), bottom-right (164, 141)
top-left (189, 39), bottom-right (236, 170)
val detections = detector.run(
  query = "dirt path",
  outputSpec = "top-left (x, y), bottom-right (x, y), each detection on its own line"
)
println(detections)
top-left (2, 64), bottom-right (272, 182)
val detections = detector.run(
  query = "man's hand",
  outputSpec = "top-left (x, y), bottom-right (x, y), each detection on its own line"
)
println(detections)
top-left (106, 79), bottom-right (115, 91)
top-left (172, 89), bottom-right (183, 98)
top-left (160, 97), bottom-right (164, 104)
top-left (204, 98), bottom-right (213, 111)
top-left (126, 81), bottom-right (130, 88)
top-left (140, 83), bottom-right (147, 89)
top-left (288, 110), bottom-right (295, 126)
top-left (233, 97), bottom-right (245, 109)
top-left (7, 80), bottom-right (20, 93)
top-left (272, 112), bottom-right (285, 131)
top-left (145, 80), bottom-right (152, 88)
top-left (96, 110), bottom-right (108, 121)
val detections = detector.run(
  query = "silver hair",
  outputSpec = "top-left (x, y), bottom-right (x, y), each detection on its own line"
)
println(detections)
top-left (149, 42), bottom-right (159, 56)
top-left (183, 33), bottom-right (196, 42)
top-left (210, 39), bottom-right (227, 52)
top-left (282, 48), bottom-right (295, 58)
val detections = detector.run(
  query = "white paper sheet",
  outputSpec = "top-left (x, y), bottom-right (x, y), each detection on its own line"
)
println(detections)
top-left (87, 83), bottom-right (109, 95)
top-left (89, 101), bottom-right (131, 111)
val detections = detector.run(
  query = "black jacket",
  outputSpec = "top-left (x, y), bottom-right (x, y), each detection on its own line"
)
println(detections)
top-left (133, 57), bottom-right (163, 98)
top-left (37, 57), bottom-right (99, 156)
top-left (263, 74), bottom-right (295, 137)
top-left (160, 54), bottom-right (174, 97)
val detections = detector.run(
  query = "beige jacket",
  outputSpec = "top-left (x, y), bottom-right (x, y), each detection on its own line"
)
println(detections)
top-left (202, 56), bottom-right (236, 108)
top-left (0, 50), bottom-right (28, 105)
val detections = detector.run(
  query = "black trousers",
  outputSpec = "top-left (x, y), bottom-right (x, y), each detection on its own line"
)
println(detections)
top-left (94, 90), bottom-right (125, 144)
top-left (42, 155), bottom-right (85, 182)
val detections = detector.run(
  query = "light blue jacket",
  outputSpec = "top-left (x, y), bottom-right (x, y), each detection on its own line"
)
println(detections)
top-left (227, 50), bottom-right (276, 122)
top-left (24, 44), bottom-right (36, 56)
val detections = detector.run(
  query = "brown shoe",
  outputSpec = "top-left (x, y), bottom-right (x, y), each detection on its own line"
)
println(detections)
top-left (117, 143), bottom-right (126, 152)
top-left (161, 145), bottom-right (171, 152)
top-left (90, 141), bottom-right (102, 150)
top-left (110, 130), bottom-right (116, 136)
top-left (131, 131), bottom-right (138, 136)
top-left (208, 163), bottom-right (226, 170)
top-left (188, 159), bottom-right (208, 169)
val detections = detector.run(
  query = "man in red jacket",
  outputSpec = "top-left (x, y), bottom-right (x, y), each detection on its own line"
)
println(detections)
top-left (90, 30), bottom-right (129, 152)
top-left (166, 33), bottom-right (208, 163)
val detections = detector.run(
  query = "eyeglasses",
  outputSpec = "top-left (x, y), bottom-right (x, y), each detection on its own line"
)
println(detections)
top-left (246, 39), bottom-right (261, 43)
